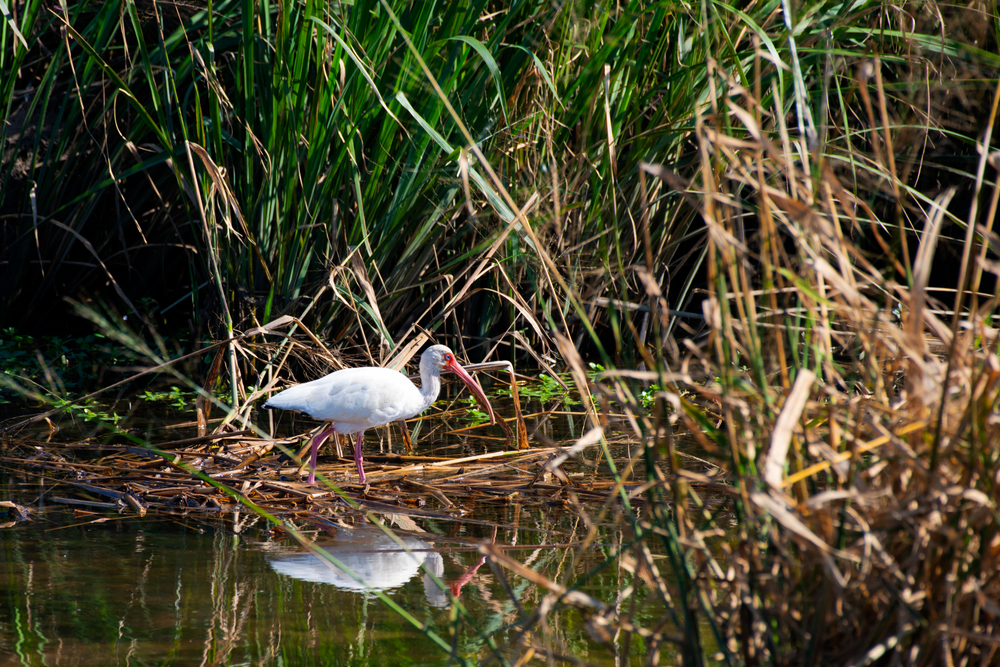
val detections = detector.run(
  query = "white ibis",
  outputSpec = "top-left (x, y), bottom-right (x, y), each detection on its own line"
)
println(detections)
top-left (263, 345), bottom-right (496, 484)
top-left (266, 525), bottom-right (448, 605)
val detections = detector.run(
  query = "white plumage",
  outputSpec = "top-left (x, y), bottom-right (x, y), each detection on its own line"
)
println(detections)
top-left (263, 345), bottom-right (495, 484)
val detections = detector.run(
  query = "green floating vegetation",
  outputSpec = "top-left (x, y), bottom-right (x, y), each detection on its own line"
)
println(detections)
top-left (496, 374), bottom-right (578, 404)
top-left (47, 395), bottom-right (123, 424)
top-left (138, 386), bottom-right (200, 411)
top-left (456, 396), bottom-right (492, 424)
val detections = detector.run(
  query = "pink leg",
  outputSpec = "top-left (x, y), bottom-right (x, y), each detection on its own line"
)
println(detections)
top-left (354, 431), bottom-right (366, 484)
top-left (308, 424), bottom-right (335, 484)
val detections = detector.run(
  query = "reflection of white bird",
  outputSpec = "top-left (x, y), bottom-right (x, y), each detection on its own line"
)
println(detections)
top-left (263, 345), bottom-right (495, 484)
top-left (267, 526), bottom-right (448, 607)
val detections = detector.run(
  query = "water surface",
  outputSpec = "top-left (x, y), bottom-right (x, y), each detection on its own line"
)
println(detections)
top-left (1, 396), bottom-right (666, 666)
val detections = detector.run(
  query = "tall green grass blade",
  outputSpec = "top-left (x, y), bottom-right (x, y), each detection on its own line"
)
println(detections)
top-left (504, 43), bottom-right (561, 105)
top-left (0, 0), bottom-right (27, 51)
top-left (395, 90), bottom-right (515, 222)
top-left (447, 35), bottom-right (509, 124)
top-left (312, 16), bottom-right (405, 133)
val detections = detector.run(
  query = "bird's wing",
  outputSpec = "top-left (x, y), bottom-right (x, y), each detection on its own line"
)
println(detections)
top-left (279, 367), bottom-right (420, 425)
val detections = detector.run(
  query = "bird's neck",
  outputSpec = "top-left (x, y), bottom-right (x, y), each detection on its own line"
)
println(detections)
top-left (418, 363), bottom-right (442, 412)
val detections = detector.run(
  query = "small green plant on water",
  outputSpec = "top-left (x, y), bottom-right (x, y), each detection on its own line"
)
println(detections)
top-left (140, 386), bottom-right (199, 410)
top-left (490, 363), bottom-right (675, 414)
top-left (457, 396), bottom-right (491, 424)
top-left (499, 373), bottom-right (562, 400)
top-left (496, 373), bottom-right (582, 405)
top-left (49, 396), bottom-right (123, 424)
top-left (640, 385), bottom-right (662, 410)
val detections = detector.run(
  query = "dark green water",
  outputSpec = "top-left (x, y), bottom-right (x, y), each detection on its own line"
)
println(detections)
top-left (0, 475), bottom-right (647, 666)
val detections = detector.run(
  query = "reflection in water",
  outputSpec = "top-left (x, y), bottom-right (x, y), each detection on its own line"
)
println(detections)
top-left (266, 525), bottom-right (449, 607)
top-left (0, 478), bottom-right (634, 666)
top-left (0, 394), bottom-right (638, 667)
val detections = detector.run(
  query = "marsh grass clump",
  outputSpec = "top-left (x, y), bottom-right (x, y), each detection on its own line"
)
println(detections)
top-left (588, 144), bottom-right (1000, 662)
top-left (483, 13), bottom-right (1000, 666)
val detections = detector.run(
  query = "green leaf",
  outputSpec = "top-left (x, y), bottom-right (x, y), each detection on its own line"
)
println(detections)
top-left (311, 16), bottom-right (407, 135)
top-left (446, 35), bottom-right (508, 124)
top-left (503, 43), bottom-right (562, 107)
top-left (0, 0), bottom-right (28, 51)
top-left (395, 91), bottom-right (515, 223)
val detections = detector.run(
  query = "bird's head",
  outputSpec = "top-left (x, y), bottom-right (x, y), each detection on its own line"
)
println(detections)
top-left (421, 345), bottom-right (496, 425)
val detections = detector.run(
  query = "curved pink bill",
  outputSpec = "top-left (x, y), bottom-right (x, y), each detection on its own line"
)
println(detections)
top-left (445, 358), bottom-right (496, 425)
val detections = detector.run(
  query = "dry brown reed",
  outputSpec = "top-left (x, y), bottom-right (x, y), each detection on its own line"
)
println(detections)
top-left (473, 64), bottom-right (1000, 665)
